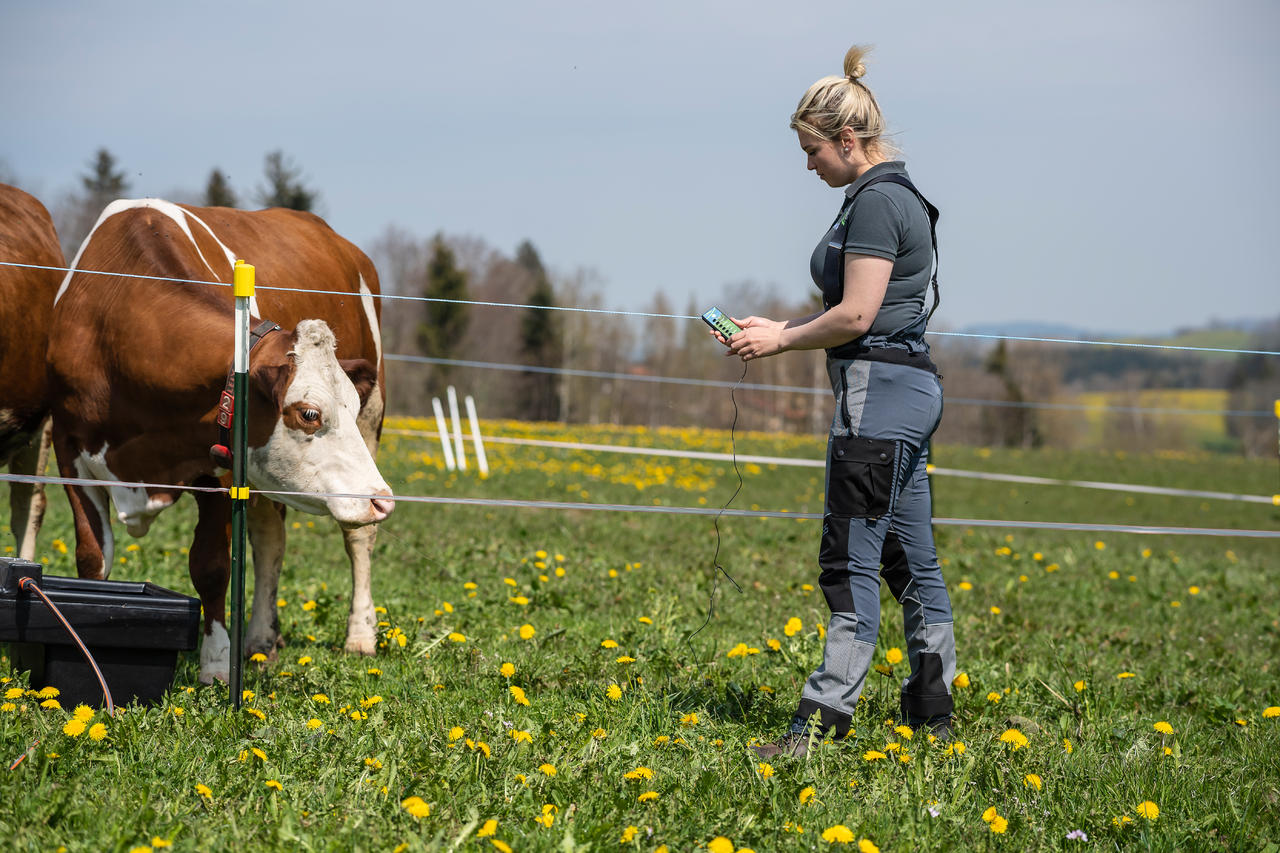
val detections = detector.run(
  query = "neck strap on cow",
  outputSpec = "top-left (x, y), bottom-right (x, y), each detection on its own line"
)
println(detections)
top-left (210, 320), bottom-right (281, 469)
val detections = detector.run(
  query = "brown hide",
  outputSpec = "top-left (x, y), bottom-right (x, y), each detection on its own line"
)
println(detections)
top-left (0, 184), bottom-right (62, 461)
top-left (48, 203), bottom-right (385, 494)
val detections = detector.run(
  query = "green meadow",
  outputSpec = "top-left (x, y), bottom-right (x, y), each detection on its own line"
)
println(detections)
top-left (2, 421), bottom-right (1278, 852)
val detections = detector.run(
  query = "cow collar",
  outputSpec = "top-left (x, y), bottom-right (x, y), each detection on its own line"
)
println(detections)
top-left (210, 319), bottom-right (281, 469)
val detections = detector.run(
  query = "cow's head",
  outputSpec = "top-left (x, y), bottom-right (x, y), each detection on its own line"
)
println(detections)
top-left (247, 319), bottom-right (394, 526)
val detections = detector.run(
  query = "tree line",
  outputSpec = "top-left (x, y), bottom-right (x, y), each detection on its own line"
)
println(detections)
top-left (18, 149), bottom-right (1277, 457)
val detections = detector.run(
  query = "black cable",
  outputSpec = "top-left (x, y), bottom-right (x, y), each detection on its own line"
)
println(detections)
top-left (685, 361), bottom-right (748, 656)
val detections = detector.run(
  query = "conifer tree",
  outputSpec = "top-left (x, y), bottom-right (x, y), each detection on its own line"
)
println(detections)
top-left (417, 235), bottom-right (470, 398)
top-left (204, 168), bottom-right (238, 207)
top-left (256, 150), bottom-right (317, 211)
top-left (516, 240), bottom-right (562, 421)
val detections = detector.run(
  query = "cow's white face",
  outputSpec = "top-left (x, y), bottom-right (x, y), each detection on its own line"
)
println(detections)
top-left (247, 320), bottom-right (394, 526)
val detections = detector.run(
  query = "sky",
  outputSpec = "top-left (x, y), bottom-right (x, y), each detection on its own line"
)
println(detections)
top-left (3, 0), bottom-right (1277, 336)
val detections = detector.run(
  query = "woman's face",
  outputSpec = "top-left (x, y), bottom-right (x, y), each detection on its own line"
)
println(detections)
top-left (798, 129), bottom-right (856, 187)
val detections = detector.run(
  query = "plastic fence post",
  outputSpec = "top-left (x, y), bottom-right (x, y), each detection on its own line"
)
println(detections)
top-left (228, 259), bottom-right (254, 710)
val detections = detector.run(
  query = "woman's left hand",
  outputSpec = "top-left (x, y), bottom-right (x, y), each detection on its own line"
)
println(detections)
top-left (727, 316), bottom-right (787, 361)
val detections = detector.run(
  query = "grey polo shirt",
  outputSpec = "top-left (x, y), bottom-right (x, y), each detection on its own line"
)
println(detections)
top-left (809, 161), bottom-right (934, 337)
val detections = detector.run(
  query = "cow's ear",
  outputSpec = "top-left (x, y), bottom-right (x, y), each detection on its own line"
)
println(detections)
top-left (251, 361), bottom-right (293, 409)
top-left (339, 358), bottom-right (378, 407)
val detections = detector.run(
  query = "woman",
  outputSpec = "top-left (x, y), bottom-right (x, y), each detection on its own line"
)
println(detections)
top-left (723, 45), bottom-right (957, 757)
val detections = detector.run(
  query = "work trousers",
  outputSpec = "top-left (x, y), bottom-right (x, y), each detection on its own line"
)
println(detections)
top-left (794, 357), bottom-right (957, 737)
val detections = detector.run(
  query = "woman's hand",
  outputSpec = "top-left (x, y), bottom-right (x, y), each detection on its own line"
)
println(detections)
top-left (726, 316), bottom-right (788, 362)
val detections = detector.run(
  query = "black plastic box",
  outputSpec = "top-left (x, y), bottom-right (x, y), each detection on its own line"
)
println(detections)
top-left (1, 558), bottom-right (201, 707)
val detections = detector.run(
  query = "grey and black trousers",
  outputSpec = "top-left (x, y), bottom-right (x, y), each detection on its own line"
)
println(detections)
top-left (793, 355), bottom-right (957, 737)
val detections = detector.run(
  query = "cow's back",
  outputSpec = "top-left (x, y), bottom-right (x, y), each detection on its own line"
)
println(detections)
top-left (0, 184), bottom-right (63, 459)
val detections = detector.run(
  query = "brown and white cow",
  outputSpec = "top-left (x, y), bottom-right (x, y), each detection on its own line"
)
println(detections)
top-left (49, 198), bottom-right (395, 683)
top-left (0, 184), bottom-right (63, 561)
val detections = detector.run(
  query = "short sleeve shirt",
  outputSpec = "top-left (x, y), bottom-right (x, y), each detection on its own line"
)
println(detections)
top-left (809, 161), bottom-right (933, 337)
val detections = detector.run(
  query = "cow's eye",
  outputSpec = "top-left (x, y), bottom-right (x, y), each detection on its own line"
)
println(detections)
top-left (301, 409), bottom-right (320, 423)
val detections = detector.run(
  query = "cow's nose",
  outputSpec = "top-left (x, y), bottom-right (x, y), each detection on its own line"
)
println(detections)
top-left (370, 489), bottom-right (395, 521)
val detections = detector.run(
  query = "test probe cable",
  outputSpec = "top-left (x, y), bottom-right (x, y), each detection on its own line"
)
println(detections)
top-left (7, 576), bottom-right (115, 770)
top-left (685, 360), bottom-right (749, 657)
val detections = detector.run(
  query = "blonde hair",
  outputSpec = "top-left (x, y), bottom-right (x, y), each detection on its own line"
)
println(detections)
top-left (790, 45), bottom-right (894, 160)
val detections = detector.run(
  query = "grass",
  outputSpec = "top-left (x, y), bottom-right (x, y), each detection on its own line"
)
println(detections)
top-left (2, 419), bottom-right (1278, 852)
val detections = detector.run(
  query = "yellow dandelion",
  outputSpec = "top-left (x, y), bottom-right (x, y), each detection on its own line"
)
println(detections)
top-left (1023, 773), bottom-right (1043, 791)
top-left (40, 699), bottom-right (61, 710)
top-left (638, 791), bottom-right (659, 802)
top-left (72, 704), bottom-right (95, 722)
top-left (1074, 680), bottom-right (1086, 692)
top-left (306, 718), bottom-right (322, 730)
top-left (88, 723), bottom-right (107, 741)
top-left (999, 729), bottom-right (1029, 750)
top-left (893, 724), bottom-right (913, 740)
top-left (707, 838), bottom-right (734, 853)
top-left (799, 786), bottom-right (816, 804)
top-left (511, 730), bottom-right (532, 744)
top-left (624, 766), bottom-right (655, 780)
top-left (491, 841), bottom-right (513, 853)
top-left (265, 780), bottom-right (282, 791)
top-left (757, 762), bottom-right (775, 779)
top-left (681, 712), bottom-right (699, 726)
top-left (401, 796), bottom-right (431, 818)
top-left (986, 691), bottom-right (1001, 703)
top-left (821, 824), bottom-right (855, 843)
top-left (62, 719), bottom-right (86, 737)
top-left (447, 632), bottom-right (466, 643)
top-left (858, 841), bottom-right (880, 853)
top-left (1263, 706), bottom-right (1280, 718)
top-left (1153, 721), bottom-right (1173, 735)
top-left (1136, 801), bottom-right (1159, 820)
top-left (952, 672), bottom-right (970, 688)
top-left (249, 653), bottom-right (267, 663)
top-left (990, 816), bottom-right (1008, 833)
top-left (1113, 815), bottom-right (1133, 828)
top-left (519, 624), bottom-right (536, 640)
top-left (606, 683), bottom-right (623, 701)
top-left (784, 617), bottom-right (803, 637)
top-left (1189, 585), bottom-right (1201, 595)
top-left (477, 819), bottom-right (498, 838)
top-left (195, 783), bottom-right (212, 799)
top-left (958, 581), bottom-right (973, 591)
top-left (885, 647), bottom-right (903, 665)
top-left (312, 693), bottom-right (330, 704)
top-left (767, 638), bottom-right (781, 651)
top-left (538, 763), bottom-right (556, 777)
top-left (615, 655), bottom-right (635, 664)
top-left (1117, 672), bottom-right (1136, 679)
top-left (251, 747), bottom-right (267, 761)
top-left (592, 727), bottom-right (606, 738)
top-left (601, 639), bottom-right (619, 649)
top-left (863, 750), bottom-right (886, 761)
top-left (509, 685), bottom-right (530, 706)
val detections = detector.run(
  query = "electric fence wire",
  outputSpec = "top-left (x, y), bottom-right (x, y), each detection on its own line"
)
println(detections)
top-left (385, 354), bottom-right (1276, 419)
top-left (4, 259), bottom-right (1278, 357)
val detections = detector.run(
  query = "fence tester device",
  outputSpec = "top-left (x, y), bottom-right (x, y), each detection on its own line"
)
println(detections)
top-left (702, 307), bottom-right (742, 343)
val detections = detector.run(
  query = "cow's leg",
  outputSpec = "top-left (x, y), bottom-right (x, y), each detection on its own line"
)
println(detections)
top-left (342, 523), bottom-right (379, 655)
top-left (9, 416), bottom-right (52, 562)
top-left (54, 429), bottom-right (113, 580)
top-left (190, 483), bottom-right (232, 684)
top-left (246, 498), bottom-right (287, 659)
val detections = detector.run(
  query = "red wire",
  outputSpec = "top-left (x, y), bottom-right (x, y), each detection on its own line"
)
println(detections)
top-left (18, 578), bottom-right (116, 717)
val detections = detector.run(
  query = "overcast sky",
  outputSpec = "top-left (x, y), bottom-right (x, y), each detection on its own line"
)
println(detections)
top-left (3, 0), bottom-right (1276, 336)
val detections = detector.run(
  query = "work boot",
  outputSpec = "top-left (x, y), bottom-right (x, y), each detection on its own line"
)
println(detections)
top-left (909, 714), bottom-right (953, 743)
top-left (751, 730), bottom-right (810, 759)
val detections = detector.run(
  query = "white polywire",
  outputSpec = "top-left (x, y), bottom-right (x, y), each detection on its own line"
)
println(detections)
top-left (2, 473), bottom-right (1276, 538)
top-left (5, 259), bottom-right (1277, 356)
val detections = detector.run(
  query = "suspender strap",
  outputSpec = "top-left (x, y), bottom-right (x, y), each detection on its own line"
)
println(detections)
top-left (210, 319), bottom-right (281, 468)
top-left (821, 173), bottom-right (941, 323)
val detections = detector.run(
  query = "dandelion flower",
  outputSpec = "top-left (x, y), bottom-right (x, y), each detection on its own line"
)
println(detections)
top-left (885, 647), bottom-right (903, 665)
top-left (1117, 671), bottom-right (1136, 679)
top-left (88, 723), bottom-right (107, 741)
top-left (72, 705), bottom-right (95, 722)
top-left (999, 729), bottom-right (1029, 750)
top-left (952, 672), bottom-right (970, 688)
top-left (312, 693), bottom-right (331, 704)
top-left (989, 816), bottom-right (1008, 834)
top-left (491, 842), bottom-right (513, 853)
top-left (638, 616), bottom-right (653, 625)
top-left (958, 581), bottom-right (973, 591)
top-left (62, 719), bottom-right (86, 737)
top-left (821, 824), bottom-right (855, 843)
top-left (1063, 738), bottom-right (1073, 754)
top-left (447, 632), bottom-right (466, 643)
top-left (592, 727), bottom-right (606, 739)
top-left (624, 766), bottom-right (654, 780)
top-left (477, 819), bottom-right (498, 838)
top-left (707, 838), bottom-right (734, 853)
top-left (767, 638), bottom-right (781, 651)
top-left (1112, 815), bottom-right (1133, 828)
top-left (1024, 773), bottom-right (1043, 790)
top-left (1264, 706), bottom-right (1280, 718)
top-left (606, 683), bottom-right (623, 701)
top-left (945, 741), bottom-right (966, 756)
top-left (784, 617), bottom-right (803, 637)
top-left (500, 663), bottom-right (516, 677)
top-left (1136, 801), bottom-right (1159, 821)
top-left (989, 606), bottom-right (1001, 615)
top-left (519, 624), bottom-right (536, 640)
top-left (757, 762), bottom-right (774, 779)
top-left (195, 784), bottom-right (212, 799)
top-left (401, 796), bottom-right (431, 818)
top-left (538, 763), bottom-right (556, 777)
top-left (511, 730), bottom-right (532, 744)
top-left (510, 685), bottom-right (530, 706)
top-left (858, 841), bottom-right (880, 853)
top-left (601, 639), bottom-right (618, 649)
top-left (799, 786), bottom-right (816, 804)
top-left (893, 725), bottom-right (913, 740)
top-left (1074, 680), bottom-right (1086, 692)
top-left (982, 807), bottom-right (998, 823)
top-left (681, 712), bottom-right (699, 726)
top-left (638, 791), bottom-right (659, 802)
top-left (265, 780), bottom-right (282, 791)
top-left (863, 750), bottom-right (886, 761)
top-left (448, 726), bottom-right (465, 741)
top-left (40, 699), bottom-right (61, 710)
top-left (1153, 721), bottom-right (1173, 735)
top-left (249, 653), bottom-right (267, 663)
top-left (615, 655), bottom-right (635, 664)
top-left (986, 692), bottom-right (1001, 703)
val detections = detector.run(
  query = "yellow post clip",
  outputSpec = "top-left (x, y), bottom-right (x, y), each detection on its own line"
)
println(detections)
top-left (230, 486), bottom-right (250, 500)
top-left (233, 260), bottom-right (255, 298)
top-left (1274, 399), bottom-right (1279, 419)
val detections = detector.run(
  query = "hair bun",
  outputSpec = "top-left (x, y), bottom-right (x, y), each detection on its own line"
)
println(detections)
top-left (843, 45), bottom-right (869, 81)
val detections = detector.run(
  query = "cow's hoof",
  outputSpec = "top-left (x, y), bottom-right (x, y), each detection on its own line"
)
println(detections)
top-left (198, 667), bottom-right (229, 685)
top-left (344, 635), bottom-right (377, 656)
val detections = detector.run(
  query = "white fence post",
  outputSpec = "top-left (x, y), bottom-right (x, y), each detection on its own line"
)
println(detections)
top-left (465, 395), bottom-right (489, 477)
top-left (431, 397), bottom-right (456, 470)
top-left (447, 385), bottom-right (467, 471)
